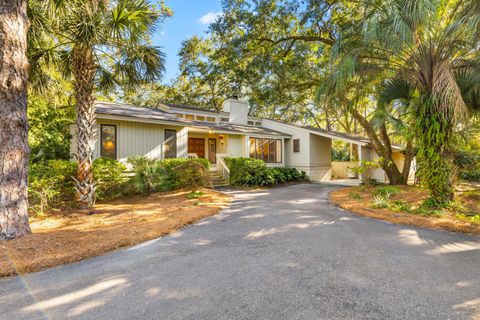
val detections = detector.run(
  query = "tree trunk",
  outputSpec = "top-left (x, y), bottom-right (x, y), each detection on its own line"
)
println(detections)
top-left (0, 0), bottom-right (31, 240)
top-left (402, 140), bottom-right (414, 184)
top-left (72, 46), bottom-right (96, 208)
top-left (350, 109), bottom-right (407, 185)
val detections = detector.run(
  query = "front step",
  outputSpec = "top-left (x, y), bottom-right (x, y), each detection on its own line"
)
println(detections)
top-left (209, 170), bottom-right (228, 187)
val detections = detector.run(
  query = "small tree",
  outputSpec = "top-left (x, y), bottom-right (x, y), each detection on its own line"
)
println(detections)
top-left (30, 0), bottom-right (171, 207)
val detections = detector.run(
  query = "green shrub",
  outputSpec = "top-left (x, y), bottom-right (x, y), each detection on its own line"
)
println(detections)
top-left (29, 160), bottom-right (77, 214)
top-left (390, 200), bottom-right (411, 213)
top-left (172, 160), bottom-right (211, 190)
top-left (225, 157), bottom-right (308, 187)
top-left (459, 170), bottom-right (480, 182)
top-left (373, 186), bottom-right (399, 197)
top-left (128, 156), bottom-right (167, 195)
top-left (93, 158), bottom-right (129, 200)
top-left (224, 157), bottom-right (274, 186)
top-left (161, 158), bottom-right (210, 189)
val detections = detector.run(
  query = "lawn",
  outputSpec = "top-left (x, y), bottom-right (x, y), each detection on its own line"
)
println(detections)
top-left (0, 188), bottom-right (231, 277)
top-left (329, 183), bottom-right (480, 235)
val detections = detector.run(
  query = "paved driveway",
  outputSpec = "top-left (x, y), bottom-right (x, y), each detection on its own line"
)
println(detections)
top-left (1, 184), bottom-right (479, 320)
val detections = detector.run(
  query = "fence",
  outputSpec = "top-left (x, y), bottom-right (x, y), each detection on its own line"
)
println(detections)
top-left (331, 161), bottom-right (357, 179)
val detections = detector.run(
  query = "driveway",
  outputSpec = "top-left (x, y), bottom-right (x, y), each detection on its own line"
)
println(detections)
top-left (1, 184), bottom-right (479, 320)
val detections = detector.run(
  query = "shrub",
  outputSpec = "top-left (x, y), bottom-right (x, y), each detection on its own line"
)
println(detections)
top-left (225, 157), bottom-right (308, 187)
top-left (348, 192), bottom-right (362, 200)
top-left (161, 158), bottom-right (210, 189)
top-left (128, 156), bottom-right (167, 195)
top-left (172, 160), bottom-right (211, 190)
top-left (93, 158), bottom-right (129, 200)
top-left (459, 170), bottom-right (480, 182)
top-left (224, 157), bottom-right (274, 186)
top-left (29, 160), bottom-right (77, 214)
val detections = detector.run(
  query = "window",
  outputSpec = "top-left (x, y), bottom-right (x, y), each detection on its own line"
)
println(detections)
top-left (248, 120), bottom-right (254, 125)
top-left (220, 117), bottom-right (229, 122)
top-left (164, 129), bottom-right (177, 158)
top-left (207, 117), bottom-right (216, 122)
top-left (185, 114), bottom-right (194, 120)
top-left (196, 115), bottom-right (205, 121)
top-left (293, 139), bottom-right (300, 153)
top-left (255, 121), bottom-right (262, 126)
top-left (175, 113), bottom-right (184, 118)
top-left (100, 124), bottom-right (117, 159)
top-left (249, 137), bottom-right (282, 163)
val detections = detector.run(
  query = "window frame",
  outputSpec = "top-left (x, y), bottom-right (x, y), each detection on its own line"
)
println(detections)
top-left (100, 124), bottom-right (117, 160)
top-left (249, 137), bottom-right (282, 164)
top-left (164, 129), bottom-right (177, 159)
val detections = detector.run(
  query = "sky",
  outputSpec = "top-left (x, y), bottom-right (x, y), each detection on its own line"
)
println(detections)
top-left (154, 0), bottom-right (223, 84)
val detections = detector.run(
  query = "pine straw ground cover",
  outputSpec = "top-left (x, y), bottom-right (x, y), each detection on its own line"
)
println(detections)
top-left (0, 188), bottom-right (231, 277)
top-left (329, 183), bottom-right (480, 235)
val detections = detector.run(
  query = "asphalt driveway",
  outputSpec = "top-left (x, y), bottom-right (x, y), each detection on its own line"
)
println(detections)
top-left (1, 184), bottom-right (479, 320)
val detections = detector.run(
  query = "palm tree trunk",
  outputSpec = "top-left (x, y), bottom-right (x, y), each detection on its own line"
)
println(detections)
top-left (0, 0), bottom-right (31, 239)
top-left (72, 46), bottom-right (96, 207)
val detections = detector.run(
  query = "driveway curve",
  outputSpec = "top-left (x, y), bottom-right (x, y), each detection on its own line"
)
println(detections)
top-left (1, 184), bottom-right (479, 320)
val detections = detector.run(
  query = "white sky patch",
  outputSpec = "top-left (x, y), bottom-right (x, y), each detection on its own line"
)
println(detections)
top-left (199, 12), bottom-right (222, 25)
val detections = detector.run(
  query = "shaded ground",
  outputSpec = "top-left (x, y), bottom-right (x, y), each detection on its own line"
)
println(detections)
top-left (330, 185), bottom-right (480, 235)
top-left (0, 189), bottom-right (230, 277)
top-left (0, 184), bottom-right (479, 320)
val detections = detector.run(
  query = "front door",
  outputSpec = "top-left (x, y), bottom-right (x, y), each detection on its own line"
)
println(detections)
top-left (188, 138), bottom-right (205, 158)
top-left (208, 138), bottom-right (217, 163)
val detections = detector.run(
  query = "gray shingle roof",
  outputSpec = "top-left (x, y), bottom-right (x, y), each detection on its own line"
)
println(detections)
top-left (94, 101), bottom-right (290, 137)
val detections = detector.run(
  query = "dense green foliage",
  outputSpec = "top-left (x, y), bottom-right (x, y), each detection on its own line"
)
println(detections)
top-left (455, 150), bottom-right (480, 182)
top-left (225, 157), bottom-right (308, 186)
top-left (29, 160), bottom-right (77, 214)
top-left (128, 157), bottom-right (211, 194)
top-left (93, 158), bottom-right (129, 200)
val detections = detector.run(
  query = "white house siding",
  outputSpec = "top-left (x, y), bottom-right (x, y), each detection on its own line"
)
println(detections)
top-left (308, 133), bottom-right (332, 182)
top-left (70, 119), bottom-right (185, 162)
top-left (228, 135), bottom-right (246, 157)
top-left (262, 120), bottom-right (311, 170)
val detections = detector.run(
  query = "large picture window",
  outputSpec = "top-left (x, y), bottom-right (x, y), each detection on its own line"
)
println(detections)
top-left (164, 129), bottom-right (177, 159)
top-left (249, 137), bottom-right (282, 163)
top-left (100, 124), bottom-right (117, 159)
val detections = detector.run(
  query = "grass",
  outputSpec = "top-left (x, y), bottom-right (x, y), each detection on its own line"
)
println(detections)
top-left (0, 188), bottom-right (231, 277)
top-left (329, 184), bottom-right (480, 235)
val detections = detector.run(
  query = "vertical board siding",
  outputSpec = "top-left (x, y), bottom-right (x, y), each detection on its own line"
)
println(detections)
top-left (331, 162), bottom-right (355, 179)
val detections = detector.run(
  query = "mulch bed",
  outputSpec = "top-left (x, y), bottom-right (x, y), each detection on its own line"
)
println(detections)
top-left (329, 185), bottom-right (480, 235)
top-left (0, 188), bottom-right (231, 277)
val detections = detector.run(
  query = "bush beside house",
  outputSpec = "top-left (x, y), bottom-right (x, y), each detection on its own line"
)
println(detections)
top-left (455, 151), bottom-right (480, 182)
top-left (28, 157), bottom-right (211, 214)
top-left (224, 157), bottom-right (308, 187)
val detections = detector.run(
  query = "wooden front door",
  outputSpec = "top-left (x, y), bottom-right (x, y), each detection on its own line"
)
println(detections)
top-left (188, 138), bottom-right (205, 158)
top-left (208, 138), bottom-right (217, 163)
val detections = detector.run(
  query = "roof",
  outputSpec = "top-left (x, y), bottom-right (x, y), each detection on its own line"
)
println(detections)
top-left (263, 119), bottom-right (404, 150)
top-left (94, 101), bottom-right (289, 137)
top-left (161, 102), bottom-right (225, 115)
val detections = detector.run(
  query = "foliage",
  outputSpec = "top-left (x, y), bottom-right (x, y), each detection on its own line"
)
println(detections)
top-left (161, 158), bottom-right (210, 189)
top-left (373, 186), bottom-right (399, 198)
top-left (29, 160), bottom-right (77, 214)
top-left (172, 161), bottom-right (211, 190)
top-left (224, 157), bottom-right (274, 186)
top-left (332, 148), bottom-right (350, 162)
top-left (186, 191), bottom-right (204, 200)
top-left (225, 157), bottom-right (308, 186)
top-left (93, 158), bottom-right (129, 200)
top-left (371, 195), bottom-right (389, 209)
top-left (348, 192), bottom-right (362, 200)
top-left (459, 171), bottom-right (480, 182)
top-left (127, 157), bottom-right (167, 195)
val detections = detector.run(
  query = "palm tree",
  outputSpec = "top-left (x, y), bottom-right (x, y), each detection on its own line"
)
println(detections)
top-left (0, 0), bottom-right (31, 239)
top-left (321, 0), bottom-right (480, 203)
top-left (31, 0), bottom-right (169, 207)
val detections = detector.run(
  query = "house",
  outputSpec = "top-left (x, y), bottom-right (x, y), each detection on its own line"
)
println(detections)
top-left (70, 98), bottom-right (414, 184)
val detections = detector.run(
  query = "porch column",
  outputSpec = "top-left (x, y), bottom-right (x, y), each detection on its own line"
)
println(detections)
top-left (357, 144), bottom-right (363, 182)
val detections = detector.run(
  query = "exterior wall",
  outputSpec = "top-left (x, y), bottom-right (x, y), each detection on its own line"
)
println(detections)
top-left (261, 120), bottom-right (311, 170)
top-left (308, 133), bottom-right (332, 182)
top-left (223, 99), bottom-right (249, 125)
top-left (227, 135), bottom-right (246, 157)
top-left (187, 132), bottom-right (231, 161)
top-left (70, 119), bottom-right (185, 162)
